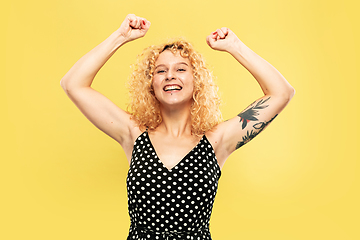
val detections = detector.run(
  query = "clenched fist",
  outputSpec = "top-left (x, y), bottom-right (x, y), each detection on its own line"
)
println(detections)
top-left (206, 27), bottom-right (242, 54)
top-left (117, 14), bottom-right (150, 44)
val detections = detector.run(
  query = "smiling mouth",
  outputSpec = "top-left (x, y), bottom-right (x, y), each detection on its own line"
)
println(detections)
top-left (163, 85), bottom-right (182, 92)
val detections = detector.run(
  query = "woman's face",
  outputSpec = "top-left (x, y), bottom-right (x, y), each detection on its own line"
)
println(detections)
top-left (152, 50), bottom-right (194, 109)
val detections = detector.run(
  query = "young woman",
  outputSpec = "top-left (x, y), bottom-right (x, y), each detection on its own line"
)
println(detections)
top-left (61, 14), bottom-right (295, 240)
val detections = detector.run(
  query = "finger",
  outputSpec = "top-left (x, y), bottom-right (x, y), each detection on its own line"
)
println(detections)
top-left (129, 18), bottom-right (141, 29)
top-left (133, 18), bottom-right (141, 29)
top-left (140, 18), bottom-right (150, 30)
top-left (126, 13), bottom-right (136, 21)
top-left (206, 35), bottom-right (216, 48)
top-left (135, 17), bottom-right (142, 29)
top-left (211, 31), bottom-right (218, 40)
top-left (140, 19), bottom-right (146, 29)
top-left (127, 14), bottom-right (136, 25)
top-left (220, 27), bottom-right (229, 36)
top-left (206, 36), bottom-right (212, 47)
top-left (216, 29), bottom-right (225, 39)
top-left (128, 18), bottom-right (136, 28)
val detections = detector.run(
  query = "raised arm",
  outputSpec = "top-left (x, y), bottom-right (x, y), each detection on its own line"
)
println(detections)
top-left (206, 28), bottom-right (295, 168)
top-left (60, 14), bottom-right (150, 150)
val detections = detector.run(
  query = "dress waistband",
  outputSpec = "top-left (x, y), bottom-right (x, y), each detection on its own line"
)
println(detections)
top-left (129, 224), bottom-right (210, 240)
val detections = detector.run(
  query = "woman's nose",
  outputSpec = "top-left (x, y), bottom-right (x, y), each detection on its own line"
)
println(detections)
top-left (165, 69), bottom-right (175, 80)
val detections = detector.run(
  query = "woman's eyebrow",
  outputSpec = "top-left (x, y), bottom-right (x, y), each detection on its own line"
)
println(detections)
top-left (155, 62), bottom-right (189, 70)
top-left (154, 64), bottom-right (166, 70)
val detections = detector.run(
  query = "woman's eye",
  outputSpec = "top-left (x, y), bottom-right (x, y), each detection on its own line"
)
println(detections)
top-left (157, 70), bottom-right (165, 73)
top-left (178, 68), bottom-right (186, 72)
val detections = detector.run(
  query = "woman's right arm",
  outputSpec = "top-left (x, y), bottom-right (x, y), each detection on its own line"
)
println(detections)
top-left (60, 14), bottom-right (150, 147)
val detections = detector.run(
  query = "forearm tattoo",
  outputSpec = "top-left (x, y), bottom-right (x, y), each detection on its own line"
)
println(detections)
top-left (235, 97), bottom-right (277, 150)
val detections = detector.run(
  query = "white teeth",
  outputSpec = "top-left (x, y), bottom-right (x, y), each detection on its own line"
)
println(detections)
top-left (164, 85), bottom-right (181, 91)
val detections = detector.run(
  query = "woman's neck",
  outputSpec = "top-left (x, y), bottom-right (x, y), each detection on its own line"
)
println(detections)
top-left (157, 104), bottom-right (192, 138)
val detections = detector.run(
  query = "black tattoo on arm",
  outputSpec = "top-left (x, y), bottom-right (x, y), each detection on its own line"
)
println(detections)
top-left (237, 97), bottom-right (271, 129)
top-left (235, 114), bottom-right (277, 150)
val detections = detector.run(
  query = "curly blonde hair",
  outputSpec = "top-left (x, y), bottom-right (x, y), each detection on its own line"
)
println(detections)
top-left (126, 38), bottom-right (222, 137)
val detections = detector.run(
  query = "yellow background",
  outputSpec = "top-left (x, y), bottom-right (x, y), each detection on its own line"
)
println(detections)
top-left (2, 0), bottom-right (359, 239)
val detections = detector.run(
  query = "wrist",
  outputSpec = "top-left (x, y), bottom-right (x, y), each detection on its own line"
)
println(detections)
top-left (109, 29), bottom-right (128, 48)
top-left (228, 40), bottom-right (253, 64)
top-left (227, 39), bottom-right (246, 56)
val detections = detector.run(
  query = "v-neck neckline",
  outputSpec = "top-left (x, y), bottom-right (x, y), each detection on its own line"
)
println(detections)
top-left (146, 131), bottom-right (204, 171)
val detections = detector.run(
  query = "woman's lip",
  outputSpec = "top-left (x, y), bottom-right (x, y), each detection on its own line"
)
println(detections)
top-left (164, 89), bottom-right (181, 93)
top-left (163, 84), bottom-right (182, 91)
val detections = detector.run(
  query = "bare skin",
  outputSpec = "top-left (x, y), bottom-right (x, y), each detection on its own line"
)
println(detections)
top-left (147, 50), bottom-right (199, 170)
top-left (60, 14), bottom-right (295, 171)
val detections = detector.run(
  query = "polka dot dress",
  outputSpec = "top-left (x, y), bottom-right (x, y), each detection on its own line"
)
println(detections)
top-left (126, 131), bottom-right (222, 240)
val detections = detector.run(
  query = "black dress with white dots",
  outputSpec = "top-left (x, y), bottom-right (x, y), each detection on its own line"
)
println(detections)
top-left (126, 131), bottom-right (222, 240)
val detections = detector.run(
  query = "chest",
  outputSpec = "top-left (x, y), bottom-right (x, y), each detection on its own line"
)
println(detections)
top-left (128, 132), bottom-right (221, 185)
top-left (148, 133), bottom-right (202, 170)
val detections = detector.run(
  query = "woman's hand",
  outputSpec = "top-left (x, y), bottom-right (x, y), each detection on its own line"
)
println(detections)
top-left (206, 27), bottom-right (241, 54)
top-left (117, 14), bottom-right (150, 44)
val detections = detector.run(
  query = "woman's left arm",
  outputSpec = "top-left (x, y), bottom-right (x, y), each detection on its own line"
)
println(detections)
top-left (206, 28), bottom-right (295, 166)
